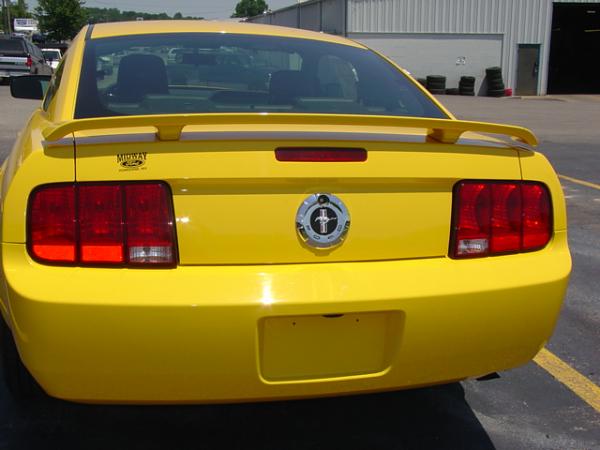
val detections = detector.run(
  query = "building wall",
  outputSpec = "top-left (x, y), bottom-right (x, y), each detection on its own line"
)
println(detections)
top-left (248, 0), bottom-right (600, 95)
top-left (249, 0), bottom-right (346, 35)
top-left (347, 0), bottom-right (554, 94)
top-left (357, 33), bottom-right (502, 94)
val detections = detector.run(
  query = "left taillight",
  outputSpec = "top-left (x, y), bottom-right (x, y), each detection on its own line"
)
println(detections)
top-left (450, 180), bottom-right (552, 258)
top-left (28, 182), bottom-right (177, 267)
top-left (26, 55), bottom-right (33, 68)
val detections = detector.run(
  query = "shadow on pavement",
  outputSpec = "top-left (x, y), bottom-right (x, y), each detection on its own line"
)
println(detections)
top-left (0, 383), bottom-right (495, 450)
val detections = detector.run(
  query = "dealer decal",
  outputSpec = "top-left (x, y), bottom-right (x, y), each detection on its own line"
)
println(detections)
top-left (117, 152), bottom-right (148, 171)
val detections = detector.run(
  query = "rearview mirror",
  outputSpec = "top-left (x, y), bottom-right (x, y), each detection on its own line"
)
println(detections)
top-left (10, 75), bottom-right (52, 100)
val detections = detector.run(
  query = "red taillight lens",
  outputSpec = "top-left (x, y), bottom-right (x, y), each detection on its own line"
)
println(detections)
top-left (26, 55), bottom-right (33, 68)
top-left (28, 185), bottom-right (76, 263)
top-left (451, 181), bottom-right (551, 258)
top-left (28, 182), bottom-right (176, 267)
top-left (275, 148), bottom-right (367, 162)
top-left (453, 182), bottom-right (491, 256)
top-left (79, 185), bottom-right (124, 263)
top-left (490, 183), bottom-right (522, 253)
top-left (125, 184), bottom-right (175, 265)
top-left (522, 183), bottom-right (551, 250)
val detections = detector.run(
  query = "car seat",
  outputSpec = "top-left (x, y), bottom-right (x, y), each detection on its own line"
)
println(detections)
top-left (113, 54), bottom-right (169, 102)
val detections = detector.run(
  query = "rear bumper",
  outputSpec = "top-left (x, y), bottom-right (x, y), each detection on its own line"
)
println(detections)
top-left (0, 69), bottom-right (29, 78)
top-left (1, 232), bottom-right (570, 403)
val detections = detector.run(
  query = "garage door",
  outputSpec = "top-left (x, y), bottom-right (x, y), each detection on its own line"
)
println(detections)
top-left (348, 33), bottom-right (503, 95)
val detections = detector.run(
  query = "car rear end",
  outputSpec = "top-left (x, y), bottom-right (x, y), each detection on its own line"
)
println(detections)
top-left (0, 23), bottom-right (571, 403)
top-left (0, 38), bottom-right (33, 81)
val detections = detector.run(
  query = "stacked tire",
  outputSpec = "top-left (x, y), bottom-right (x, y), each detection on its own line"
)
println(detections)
top-left (486, 67), bottom-right (505, 97)
top-left (459, 76), bottom-right (476, 96)
top-left (426, 75), bottom-right (446, 95)
top-left (417, 78), bottom-right (427, 88)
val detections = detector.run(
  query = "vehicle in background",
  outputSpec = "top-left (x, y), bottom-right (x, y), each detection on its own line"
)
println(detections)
top-left (41, 48), bottom-right (62, 70)
top-left (0, 36), bottom-right (52, 83)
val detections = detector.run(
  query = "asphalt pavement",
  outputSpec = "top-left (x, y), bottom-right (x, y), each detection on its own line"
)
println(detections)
top-left (0, 86), bottom-right (598, 450)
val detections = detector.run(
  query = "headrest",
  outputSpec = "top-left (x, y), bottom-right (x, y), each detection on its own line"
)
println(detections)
top-left (116, 54), bottom-right (168, 101)
top-left (269, 70), bottom-right (317, 103)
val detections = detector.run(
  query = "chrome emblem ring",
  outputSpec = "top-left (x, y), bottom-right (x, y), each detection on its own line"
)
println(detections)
top-left (296, 194), bottom-right (350, 249)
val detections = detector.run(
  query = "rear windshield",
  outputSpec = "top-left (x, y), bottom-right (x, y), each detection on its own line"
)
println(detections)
top-left (75, 33), bottom-right (446, 119)
top-left (43, 50), bottom-right (61, 60)
top-left (0, 39), bottom-right (25, 53)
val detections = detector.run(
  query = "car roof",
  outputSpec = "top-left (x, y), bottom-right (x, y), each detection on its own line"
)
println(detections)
top-left (88, 20), bottom-right (366, 49)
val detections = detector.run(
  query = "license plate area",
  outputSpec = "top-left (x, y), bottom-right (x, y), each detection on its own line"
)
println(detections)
top-left (259, 311), bottom-right (404, 382)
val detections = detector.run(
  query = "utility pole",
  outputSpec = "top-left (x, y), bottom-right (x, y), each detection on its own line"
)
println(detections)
top-left (2, 0), bottom-right (12, 35)
top-left (6, 0), bottom-right (11, 35)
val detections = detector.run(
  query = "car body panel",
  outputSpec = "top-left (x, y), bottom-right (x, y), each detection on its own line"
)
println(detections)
top-left (72, 133), bottom-right (522, 264)
top-left (3, 230), bottom-right (569, 402)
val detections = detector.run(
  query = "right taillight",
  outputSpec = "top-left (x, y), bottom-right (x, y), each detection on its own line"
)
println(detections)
top-left (451, 180), bottom-right (552, 258)
top-left (28, 182), bottom-right (177, 267)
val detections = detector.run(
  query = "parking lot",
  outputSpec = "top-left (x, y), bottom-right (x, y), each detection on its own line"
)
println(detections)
top-left (0, 86), bottom-right (598, 449)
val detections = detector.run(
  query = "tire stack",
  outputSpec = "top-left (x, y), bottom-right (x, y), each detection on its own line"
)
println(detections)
top-left (426, 75), bottom-right (446, 95)
top-left (459, 76), bottom-right (476, 96)
top-left (486, 67), bottom-right (505, 97)
top-left (417, 77), bottom-right (427, 88)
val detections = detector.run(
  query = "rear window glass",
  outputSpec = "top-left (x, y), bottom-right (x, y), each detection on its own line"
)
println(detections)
top-left (43, 50), bottom-right (61, 60)
top-left (75, 33), bottom-right (446, 119)
top-left (0, 40), bottom-right (25, 52)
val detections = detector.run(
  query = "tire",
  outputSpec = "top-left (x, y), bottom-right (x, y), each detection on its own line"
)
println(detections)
top-left (485, 67), bottom-right (502, 76)
top-left (487, 89), bottom-right (505, 97)
top-left (428, 88), bottom-right (446, 95)
top-left (488, 83), bottom-right (505, 91)
top-left (426, 75), bottom-right (446, 83)
top-left (0, 317), bottom-right (44, 401)
top-left (459, 91), bottom-right (475, 96)
top-left (426, 75), bottom-right (446, 90)
top-left (460, 76), bottom-right (475, 84)
top-left (446, 88), bottom-right (459, 95)
top-left (416, 78), bottom-right (427, 87)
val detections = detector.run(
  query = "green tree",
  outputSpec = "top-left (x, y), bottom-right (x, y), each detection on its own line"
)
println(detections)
top-left (232, 0), bottom-right (268, 18)
top-left (173, 12), bottom-right (183, 20)
top-left (35, 0), bottom-right (86, 41)
top-left (13, 0), bottom-right (30, 18)
top-left (2, 0), bottom-right (31, 32)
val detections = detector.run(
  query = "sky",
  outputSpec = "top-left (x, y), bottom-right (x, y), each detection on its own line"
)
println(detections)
top-left (25, 0), bottom-right (294, 20)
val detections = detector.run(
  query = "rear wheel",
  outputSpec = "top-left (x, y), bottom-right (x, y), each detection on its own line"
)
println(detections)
top-left (0, 317), bottom-right (44, 401)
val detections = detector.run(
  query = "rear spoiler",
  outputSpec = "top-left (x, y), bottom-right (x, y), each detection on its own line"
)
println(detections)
top-left (42, 113), bottom-right (538, 147)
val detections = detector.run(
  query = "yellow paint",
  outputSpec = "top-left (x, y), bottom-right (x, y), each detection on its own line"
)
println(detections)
top-left (75, 137), bottom-right (522, 265)
top-left (0, 21), bottom-right (572, 403)
top-left (88, 20), bottom-right (366, 48)
top-left (2, 233), bottom-right (570, 402)
top-left (559, 174), bottom-right (600, 191)
top-left (43, 112), bottom-right (538, 146)
top-left (534, 348), bottom-right (600, 413)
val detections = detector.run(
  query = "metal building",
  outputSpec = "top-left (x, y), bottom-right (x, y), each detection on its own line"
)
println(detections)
top-left (248, 0), bottom-right (600, 95)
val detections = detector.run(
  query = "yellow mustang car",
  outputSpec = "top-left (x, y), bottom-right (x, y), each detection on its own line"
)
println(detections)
top-left (1, 21), bottom-right (570, 404)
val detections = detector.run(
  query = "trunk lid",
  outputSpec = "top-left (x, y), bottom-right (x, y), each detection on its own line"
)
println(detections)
top-left (58, 115), bottom-right (528, 265)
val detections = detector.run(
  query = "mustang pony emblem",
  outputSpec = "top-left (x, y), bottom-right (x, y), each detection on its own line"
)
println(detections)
top-left (296, 194), bottom-right (350, 249)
